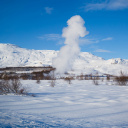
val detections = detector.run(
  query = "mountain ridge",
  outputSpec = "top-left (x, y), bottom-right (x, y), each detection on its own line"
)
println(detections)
top-left (0, 43), bottom-right (128, 75)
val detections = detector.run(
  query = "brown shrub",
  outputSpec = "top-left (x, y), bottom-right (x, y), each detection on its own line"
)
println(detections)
top-left (114, 75), bottom-right (128, 86)
top-left (0, 77), bottom-right (27, 95)
top-left (64, 77), bottom-right (74, 84)
top-left (93, 77), bottom-right (99, 85)
top-left (114, 71), bottom-right (128, 86)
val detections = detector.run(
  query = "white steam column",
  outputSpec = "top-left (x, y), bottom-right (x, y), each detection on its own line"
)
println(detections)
top-left (53, 15), bottom-right (89, 74)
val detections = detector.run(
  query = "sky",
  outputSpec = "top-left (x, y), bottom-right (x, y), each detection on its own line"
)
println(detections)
top-left (0, 0), bottom-right (128, 60)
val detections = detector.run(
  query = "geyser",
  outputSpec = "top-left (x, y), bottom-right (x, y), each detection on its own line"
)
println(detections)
top-left (53, 15), bottom-right (89, 74)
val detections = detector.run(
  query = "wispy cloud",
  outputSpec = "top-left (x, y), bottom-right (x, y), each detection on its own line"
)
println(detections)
top-left (38, 34), bottom-right (99, 45)
top-left (79, 38), bottom-right (99, 45)
top-left (38, 34), bottom-right (61, 40)
top-left (94, 49), bottom-right (111, 53)
top-left (102, 37), bottom-right (113, 41)
top-left (38, 34), bottom-right (113, 48)
top-left (44, 7), bottom-right (53, 14)
top-left (84, 0), bottom-right (128, 11)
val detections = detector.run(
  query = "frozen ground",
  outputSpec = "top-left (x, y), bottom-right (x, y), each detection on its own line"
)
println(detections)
top-left (0, 80), bottom-right (128, 128)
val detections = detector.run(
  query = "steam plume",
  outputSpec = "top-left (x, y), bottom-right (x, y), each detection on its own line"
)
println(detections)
top-left (53, 15), bottom-right (89, 74)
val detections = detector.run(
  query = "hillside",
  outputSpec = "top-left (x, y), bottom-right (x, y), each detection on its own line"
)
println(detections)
top-left (0, 43), bottom-right (128, 75)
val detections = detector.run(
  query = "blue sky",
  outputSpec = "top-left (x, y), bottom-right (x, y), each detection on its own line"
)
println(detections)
top-left (0, 0), bottom-right (128, 59)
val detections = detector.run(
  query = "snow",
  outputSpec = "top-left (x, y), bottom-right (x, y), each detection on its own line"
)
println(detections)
top-left (0, 80), bottom-right (128, 127)
top-left (0, 43), bottom-right (128, 75)
top-left (1, 43), bottom-right (128, 127)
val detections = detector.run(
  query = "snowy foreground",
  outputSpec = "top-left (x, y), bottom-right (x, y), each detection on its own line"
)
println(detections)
top-left (0, 80), bottom-right (128, 128)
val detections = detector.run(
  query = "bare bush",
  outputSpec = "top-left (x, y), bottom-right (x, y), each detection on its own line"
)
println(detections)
top-left (50, 80), bottom-right (56, 87)
top-left (106, 75), bottom-right (110, 81)
top-left (20, 73), bottom-right (30, 80)
top-left (89, 74), bottom-right (93, 80)
top-left (0, 77), bottom-right (27, 95)
top-left (76, 74), bottom-right (85, 80)
top-left (79, 73), bottom-right (84, 80)
top-left (36, 79), bottom-right (41, 84)
top-left (11, 78), bottom-right (21, 93)
top-left (93, 77), bottom-right (99, 85)
top-left (114, 72), bottom-right (128, 86)
top-left (0, 80), bottom-right (10, 94)
top-left (85, 75), bottom-right (89, 80)
top-left (101, 77), bottom-right (104, 82)
top-left (64, 77), bottom-right (74, 84)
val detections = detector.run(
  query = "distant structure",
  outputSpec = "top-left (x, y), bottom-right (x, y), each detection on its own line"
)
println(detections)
top-left (0, 66), bottom-right (56, 80)
top-left (0, 66), bottom-right (55, 73)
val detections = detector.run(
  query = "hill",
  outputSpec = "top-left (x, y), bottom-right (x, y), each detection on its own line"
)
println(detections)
top-left (0, 43), bottom-right (128, 75)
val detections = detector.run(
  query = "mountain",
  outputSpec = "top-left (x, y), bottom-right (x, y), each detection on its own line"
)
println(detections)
top-left (0, 43), bottom-right (128, 75)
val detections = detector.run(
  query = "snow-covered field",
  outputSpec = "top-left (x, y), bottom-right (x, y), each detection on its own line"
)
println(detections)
top-left (1, 43), bottom-right (128, 127)
top-left (0, 80), bottom-right (128, 128)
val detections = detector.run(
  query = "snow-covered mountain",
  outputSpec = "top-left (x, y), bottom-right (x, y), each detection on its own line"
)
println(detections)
top-left (0, 43), bottom-right (128, 75)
